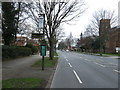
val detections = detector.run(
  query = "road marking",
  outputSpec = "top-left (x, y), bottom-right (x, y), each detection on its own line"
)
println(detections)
top-left (113, 69), bottom-right (120, 73)
top-left (110, 63), bottom-right (118, 66)
top-left (94, 62), bottom-right (106, 67)
top-left (66, 59), bottom-right (68, 62)
top-left (84, 59), bottom-right (90, 61)
top-left (68, 63), bottom-right (72, 67)
top-left (80, 57), bottom-right (82, 58)
top-left (73, 70), bottom-right (82, 84)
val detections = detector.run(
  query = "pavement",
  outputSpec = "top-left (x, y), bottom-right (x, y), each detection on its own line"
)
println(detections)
top-left (51, 50), bottom-right (119, 88)
top-left (2, 51), bottom-right (56, 88)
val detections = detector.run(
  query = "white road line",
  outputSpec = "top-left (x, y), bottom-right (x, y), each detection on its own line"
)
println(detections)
top-left (73, 70), bottom-right (82, 84)
top-left (113, 69), bottom-right (120, 73)
top-left (66, 59), bottom-right (68, 62)
top-left (68, 63), bottom-right (72, 67)
top-left (84, 59), bottom-right (90, 61)
top-left (110, 63), bottom-right (118, 66)
top-left (94, 62), bottom-right (106, 67)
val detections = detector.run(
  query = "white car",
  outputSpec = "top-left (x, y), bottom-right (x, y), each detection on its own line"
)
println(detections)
top-left (66, 50), bottom-right (69, 52)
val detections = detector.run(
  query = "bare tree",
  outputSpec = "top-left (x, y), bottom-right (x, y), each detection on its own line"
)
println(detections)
top-left (19, 0), bottom-right (86, 60)
top-left (19, 21), bottom-right (35, 38)
top-left (84, 25), bottom-right (98, 37)
top-left (54, 26), bottom-right (65, 51)
top-left (41, 0), bottom-right (86, 60)
top-left (88, 9), bottom-right (117, 36)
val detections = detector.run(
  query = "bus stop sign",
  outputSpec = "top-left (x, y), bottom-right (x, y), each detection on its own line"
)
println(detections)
top-left (40, 45), bottom-right (46, 56)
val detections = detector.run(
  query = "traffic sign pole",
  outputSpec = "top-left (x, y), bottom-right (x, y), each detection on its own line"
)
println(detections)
top-left (42, 56), bottom-right (44, 70)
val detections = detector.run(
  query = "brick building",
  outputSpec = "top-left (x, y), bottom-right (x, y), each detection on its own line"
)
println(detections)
top-left (105, 26), bottom-right (120, 53)
top-left (99, 19), bottom-right (120, 53)
top-left (15, 36), bottom-right (39, 46)
top-left (15, 36), bottom-right (28, 46)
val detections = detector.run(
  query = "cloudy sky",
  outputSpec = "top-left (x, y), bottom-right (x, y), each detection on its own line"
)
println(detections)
top-left (64, 0), bottom-right (120, 38)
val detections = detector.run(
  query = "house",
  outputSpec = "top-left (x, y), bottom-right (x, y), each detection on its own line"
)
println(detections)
top-left (15, 36), bottom-right (39, 46)
top-left (15, 36), bottom-right (28, 46)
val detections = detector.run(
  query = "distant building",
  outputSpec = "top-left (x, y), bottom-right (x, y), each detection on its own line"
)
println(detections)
top-left (15, 36), bottom-right (39, 46)
top-left (15, 36), bottom-right (28, 46)
top-left (99, 19), bottom-right (111, 36)
top-left (105, 26), bottom-right (120, 53)
top-left (27, 39), bottom-right (39, 46)
top-left (99, 19), bottom-right (120, 53)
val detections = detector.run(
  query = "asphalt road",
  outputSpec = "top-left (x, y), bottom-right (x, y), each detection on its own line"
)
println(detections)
top-left (51, 50), bottom-right (119, 88)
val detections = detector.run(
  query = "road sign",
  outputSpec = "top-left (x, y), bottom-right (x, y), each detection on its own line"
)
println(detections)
top-left (32, 33), bottom-right (44, 39)
top-left (39, 14), bottom-right (45, 29)
top-left (116, 47), bottom-right (120, 53)
top-left (40, 45), bottom-right (46, 56)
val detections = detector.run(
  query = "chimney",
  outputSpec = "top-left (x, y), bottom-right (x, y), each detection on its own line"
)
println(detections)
top-left (99, 19), bottom-right (111, 36)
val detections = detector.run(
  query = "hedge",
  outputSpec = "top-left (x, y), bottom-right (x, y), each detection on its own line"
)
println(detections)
top-left (25, 44), bottom-right (39, 55)
top-left (2, 46), bottom-right (32, 60)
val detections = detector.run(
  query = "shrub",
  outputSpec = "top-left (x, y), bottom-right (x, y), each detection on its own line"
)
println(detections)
top-left (2, 46), bottom-right (32, 60)
top-left (25, 44), bottom-right (39, 55)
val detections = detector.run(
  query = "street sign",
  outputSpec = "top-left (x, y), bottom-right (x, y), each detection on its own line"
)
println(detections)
top-left (39, 14), bottom-right (45, 29)
top-left (32, 33), bottom-right (44, 39)
top-left (116, 47), bottom-right (120, 53)
top-left (40, 45), bottom-right (46, 56)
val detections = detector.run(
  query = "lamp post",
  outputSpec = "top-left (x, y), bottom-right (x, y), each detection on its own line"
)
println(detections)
top-left (39, 14), bottom-right (46, 70)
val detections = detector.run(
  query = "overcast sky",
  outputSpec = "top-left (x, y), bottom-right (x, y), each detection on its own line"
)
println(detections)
top-left (64, 0), bottom-right (120, 39)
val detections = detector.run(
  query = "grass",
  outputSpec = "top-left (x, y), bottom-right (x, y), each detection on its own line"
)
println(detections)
top-left (54, 52), bottom-right (58, 56)
top-left (75, 51), bottom-right (120, 56)
top-left (2, 78), bottom-right (44, 88)
top-left (103, 53), bottom-right (120, 56)
top-left (32, 56), bottom-right (58, 68)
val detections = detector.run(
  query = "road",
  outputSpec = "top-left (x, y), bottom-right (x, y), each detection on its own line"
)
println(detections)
top-left (51, 51), bottom-right (119, 88)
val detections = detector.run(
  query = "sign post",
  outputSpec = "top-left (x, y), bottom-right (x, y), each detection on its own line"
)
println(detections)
top-left (39, 14), bottom-right (45, 70)
top-left (40, 45), bottom-right (46, 70)
top-left (32, 14), bottom-right (45, 70)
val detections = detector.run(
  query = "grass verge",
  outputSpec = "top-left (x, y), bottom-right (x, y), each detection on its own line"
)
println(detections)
top-left (54, 52), bottom-right (58, 56)
top-left (32, 56), bottom-right (58, 68)
top-left (75, 51), bottom-right (120, 57)
top-left (103, 53), bottom-right (120, 56)
top-left (2, 78), bottom-right (45, 88)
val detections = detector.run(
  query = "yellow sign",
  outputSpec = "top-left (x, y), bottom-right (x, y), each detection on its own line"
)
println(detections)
top-left (32, 33), bottom-right (44, 39)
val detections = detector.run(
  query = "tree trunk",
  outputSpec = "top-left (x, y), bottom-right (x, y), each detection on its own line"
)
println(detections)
top-left (49, 37), bottom-right (54, 60)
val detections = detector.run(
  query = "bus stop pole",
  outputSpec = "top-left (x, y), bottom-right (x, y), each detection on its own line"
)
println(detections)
top-left (42, 56), bottom-right (44, 70)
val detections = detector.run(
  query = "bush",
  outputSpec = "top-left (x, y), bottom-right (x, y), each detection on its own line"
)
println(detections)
top-left (2, 46), bottom-right (32, 60)
top-left (25, 44), bottom-right (39, 55)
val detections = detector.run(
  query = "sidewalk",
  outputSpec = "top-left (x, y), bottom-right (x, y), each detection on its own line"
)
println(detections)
top-left (2, 51), bottom-right (57, 88)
